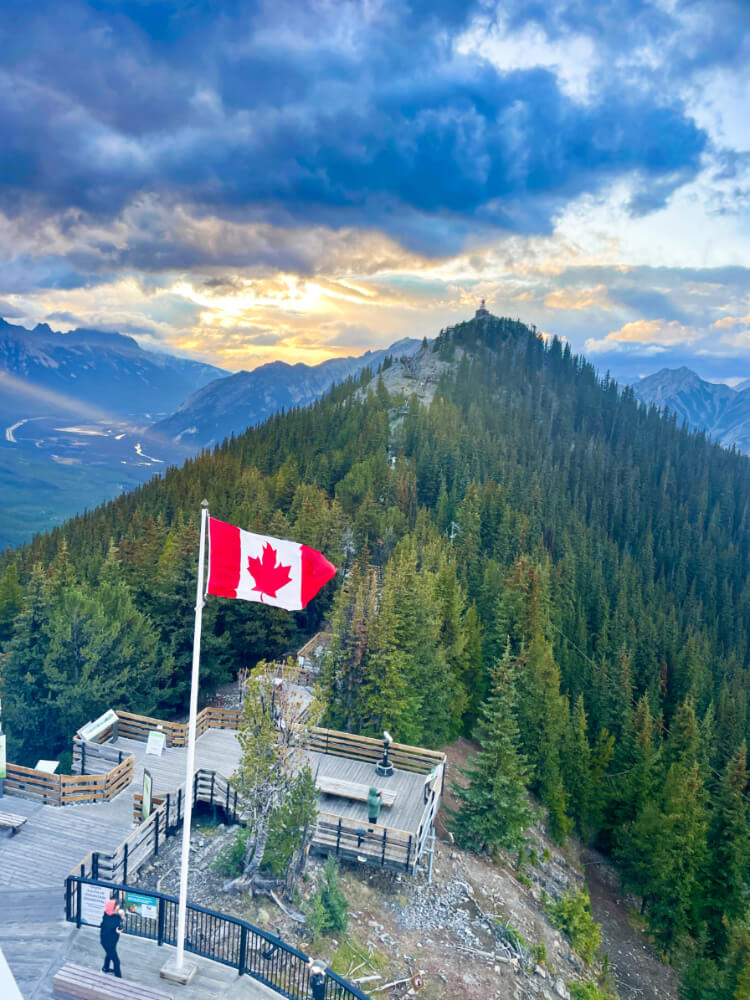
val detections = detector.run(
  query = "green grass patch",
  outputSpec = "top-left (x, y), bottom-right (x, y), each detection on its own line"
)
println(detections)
top-left (328, 935), bottom-right (388, 978)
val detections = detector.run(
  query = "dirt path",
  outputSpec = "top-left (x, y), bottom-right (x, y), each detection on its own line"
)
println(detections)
top-left (583, 849), bottom-right (679, 1000)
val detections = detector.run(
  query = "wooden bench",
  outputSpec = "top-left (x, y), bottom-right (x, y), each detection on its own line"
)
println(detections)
top-left (53, 963), bottom-right (173, 1000)
top-left (0, 811), bottom-right (28, 836)
top-left (316, 776), bottom-right (396, 806)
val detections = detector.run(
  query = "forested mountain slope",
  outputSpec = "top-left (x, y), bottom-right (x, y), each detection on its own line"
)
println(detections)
top-left (1, 314), bottom-right (749, 996)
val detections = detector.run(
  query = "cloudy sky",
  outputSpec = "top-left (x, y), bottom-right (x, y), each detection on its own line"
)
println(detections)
top-left (1, 0), bottom-right (749, 378)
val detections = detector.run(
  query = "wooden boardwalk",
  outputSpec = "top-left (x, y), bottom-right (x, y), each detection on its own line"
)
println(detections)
top-left (0, 728), bottom-right (245, 1000)
top-left (0, 721), bottom-right (437, 996)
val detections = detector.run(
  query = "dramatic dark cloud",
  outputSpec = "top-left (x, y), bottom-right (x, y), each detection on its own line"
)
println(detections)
top-left (0, 0), bottom-right (709, 253)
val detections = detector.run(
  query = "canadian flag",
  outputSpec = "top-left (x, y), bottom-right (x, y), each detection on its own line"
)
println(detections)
top-left (206, 517), bottom-right (337, 611)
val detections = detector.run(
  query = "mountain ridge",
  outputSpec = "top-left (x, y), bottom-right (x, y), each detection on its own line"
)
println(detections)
top-left (632, 365), bottom-right (750, 454)
top-left (150, 337), bottom-right (422, 448)
top-left (0, 317), bottom-right (227, 420)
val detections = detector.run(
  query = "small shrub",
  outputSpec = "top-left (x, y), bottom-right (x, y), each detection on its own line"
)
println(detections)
top-left (542, 848), bottom-right (551, 862)
top-left (497, 923), bottom-right (525, 951)
top-left (263, 768), bottom-right (317, 877)
top-left (570, 982), bottom-right (611, 1000)
top-left (212, 827), bottom-right (251, 877)
top-left (306, 858), bottom-right (349, 936)
top-left (516, 872), bottom-right (532, 889)
top-left (546, 889), bottom-right (602, 965)
top-left (531, 942), bottom-right (547, 965)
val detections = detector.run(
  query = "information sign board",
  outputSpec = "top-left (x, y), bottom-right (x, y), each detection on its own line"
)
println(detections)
top-left (35, 760), bottom-right (59, 774)
top-left (146, 731), bottom-right (166, 757)
top-left (124, 891), bottom-right (158, 920)
top-left (78, 709), bottom-right (119, 743)
top-left (142, 769), bottom-right (152, 820)
top-left (80, 883), bottom-right (111, 927)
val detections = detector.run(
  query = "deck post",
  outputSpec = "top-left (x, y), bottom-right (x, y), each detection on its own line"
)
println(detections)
top-left (76, 879), bottom-right (82, 928)
top-left (426, 827), bottom-right (436, 885)
top-left (381, 829), bottom-right (387, 867)
top-left (336, 818), bottom-right (342, 855)
top-left (123, 842), bottom-right (128, 885)
top-left (157, 897), bottom-right (165, 946)
top-left (155, 812), bottom-right (160, 857)
top-left (238, 925), bottom-right (248, 976)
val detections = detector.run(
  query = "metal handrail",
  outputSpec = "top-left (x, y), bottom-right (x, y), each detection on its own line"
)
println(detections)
top-left (65, 875), bottom-right (371, 1000)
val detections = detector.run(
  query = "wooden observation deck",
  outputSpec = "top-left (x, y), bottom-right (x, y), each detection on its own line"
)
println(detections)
top-left (303, 729), bottom-right (445, 874)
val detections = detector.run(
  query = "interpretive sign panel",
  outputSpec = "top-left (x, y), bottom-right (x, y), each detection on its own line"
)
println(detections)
top-left (142, 769), bottom-right (152, 820)
top-left (146, 731), bottom-right (166, 757)
top-left (124, 891), bottom-right (158, 920)
top-left (35, 760), bottom-right (59, 774)
top-left (78, 709), bottom-right (119, 743)
top-left (80, 883), bottom-right (111, 927)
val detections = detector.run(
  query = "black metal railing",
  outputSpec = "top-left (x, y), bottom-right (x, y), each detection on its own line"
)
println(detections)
top-left (65, 876), bottom-right (370, 1000)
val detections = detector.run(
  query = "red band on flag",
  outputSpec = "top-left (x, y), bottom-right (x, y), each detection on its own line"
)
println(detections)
top-left (301, 544), bottom-right (338, 608)
top-left (207, 517), bottom-right (241, 598)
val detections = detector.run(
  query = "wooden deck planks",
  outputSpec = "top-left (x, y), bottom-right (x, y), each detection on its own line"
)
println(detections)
top-left (304, 749), bottom-right (429, 835)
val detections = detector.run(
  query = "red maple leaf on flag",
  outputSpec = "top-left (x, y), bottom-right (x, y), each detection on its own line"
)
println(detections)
top-left (247, 543), bottom-right (293, 600)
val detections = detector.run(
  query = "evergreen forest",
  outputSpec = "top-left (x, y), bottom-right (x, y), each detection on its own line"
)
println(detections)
top-left (1, 315), bottom-right (750, 995)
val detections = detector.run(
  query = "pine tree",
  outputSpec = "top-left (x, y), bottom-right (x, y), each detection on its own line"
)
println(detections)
top-left (562, 695), bottom-right (593, 837)
top-left (0, 562), bottom-right (23, 648)
top-left (450, 652), bottom-right (531, 853)
top-left (623, 763), bottom-right (708, 951)
top-left (703, 744), bottom-right (750, 956)
top-left (2, 564), bottom-right (54, 764)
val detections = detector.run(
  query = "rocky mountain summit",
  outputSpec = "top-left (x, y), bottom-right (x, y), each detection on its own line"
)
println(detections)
top-left (632, 366), bottom-right (750, 455)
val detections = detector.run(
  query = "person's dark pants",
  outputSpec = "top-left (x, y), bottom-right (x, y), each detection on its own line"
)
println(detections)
top-left (103, 942), bottom-right (121, 977)
top-left (369, 815), bottom-right (378, 825)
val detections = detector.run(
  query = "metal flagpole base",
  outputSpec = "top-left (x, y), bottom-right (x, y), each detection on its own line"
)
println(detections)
top-left (160, 957), bottom-right (198, 984)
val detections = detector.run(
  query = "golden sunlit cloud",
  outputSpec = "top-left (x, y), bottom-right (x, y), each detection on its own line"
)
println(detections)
top-left (711, 312), bottom-right (750, 330)
top-left (544, 285), bottom-right (610, 310)
top-left (607, 319), bottom-right (699, 345)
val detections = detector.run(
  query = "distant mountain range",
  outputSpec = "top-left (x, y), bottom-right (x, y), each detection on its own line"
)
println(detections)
top-left (632, 366), bottom-right (750, 454)
top-left (150, 338), bottom-right (421, 449)
top-left (0, 318), bottom-right (226, 422)
top-left (0, 323), bottom-right (420, 548)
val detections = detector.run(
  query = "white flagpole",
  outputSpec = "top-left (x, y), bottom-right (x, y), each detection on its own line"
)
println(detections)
top-left (175, 499), bottom-right (209, 974)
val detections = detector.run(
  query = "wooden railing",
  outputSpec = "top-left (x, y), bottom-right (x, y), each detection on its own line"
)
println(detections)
top-left (115, 706), bottom-right (242, 747)
top-left (305, 727), bottom-right (446, 775)
top-left (4, 753), bottom-right (135, 807)
top-left (312, 810), bottom-right (417, 872)
top-left (71, 769), bottom-right (239, 886)
top-left (3, 762), bottom-right (64, 805)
